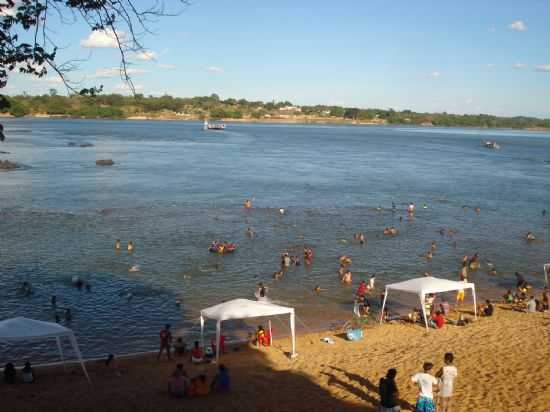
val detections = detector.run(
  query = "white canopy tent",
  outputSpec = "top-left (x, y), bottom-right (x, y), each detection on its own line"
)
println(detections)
top-left (200, 299), bottom-right (296, 362)
top-left (0, 317), bottom-right (90, 382)
top-left (379, 277), bottom-right (477, 331)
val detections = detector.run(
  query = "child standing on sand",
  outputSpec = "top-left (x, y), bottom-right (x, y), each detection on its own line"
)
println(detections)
top-left (411, 362), bottom-right (438, 412)
top-left (436, 353), bottom-right (458, 412)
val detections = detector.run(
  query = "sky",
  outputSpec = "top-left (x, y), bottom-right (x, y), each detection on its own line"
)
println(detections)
top-left (4, 0), bottom-right (550, 118)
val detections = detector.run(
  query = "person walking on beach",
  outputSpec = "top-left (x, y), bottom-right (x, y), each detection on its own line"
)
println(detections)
top-left (379, 368), bottom-right (400, 411)
top-left (157, 324), bottom-right (173, 360)
top-left (436, 353), bottom-right (458, 412)
top-left (411, 362), bottom-right (438, 412)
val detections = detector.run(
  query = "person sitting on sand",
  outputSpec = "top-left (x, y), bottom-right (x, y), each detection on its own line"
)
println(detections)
top-left (526, 296), bottom-right (537, 313)
top-left (193, 375), bottom-right (210, 396)
top-left (173, 337), bottom-right (186, 356)
top-left (440, 299), bottom-right (451, 316)
top-left (503, 290), bottom-right (514, 304)
top-left (379, 368), bottom-right (399, 412)
top-left (168, 365), bottom-right (187, 398)
top-left (4, 362), bottom-right (16, 384)
top-left (22, 362), bottom-right (35, 383)
top-left (436, 353), bottom-right (458, 412)
top-left (479, 299), bottom-right (494, 316)
top-left (524, 232), bottom-right (536, 241)
top-left (191, 341), bottom-right (204, 364)
top-left (105, 354), bottom-right (123, 376)
top-left (211, 364), bottom-right (230, 392)
top-left (127, 241), bottom-right (134, 252)
top-left (411, 362), bottom-right (438, 412)
top-left (341, 270), bottom-right (352, 284)
top-left (430, 311), bottom-right (445, 329)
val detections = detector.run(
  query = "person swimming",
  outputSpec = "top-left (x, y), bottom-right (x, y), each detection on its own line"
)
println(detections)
top-left (129, 265), bottom-right (140, 272)
top-left (273, 270), bottom-right (284, 280)
top-left (525, 232), bottom-right (536, 241)
top-left (341, 270), bottom-right (352, 284)
top-left (357, 232), bottom-right (366, 244)
top-left (245, 227), bottom-right (255, 238)
top-left (114, 239), bottom-right (121, 250)
top-left (431, 241), bottom-right (437, 251)
top-left (425, 250), bottom-right (433, 260)
top-left (127, 241), bottom-right (134, 253)
top-left (244, 199), bottom-right (253, 209)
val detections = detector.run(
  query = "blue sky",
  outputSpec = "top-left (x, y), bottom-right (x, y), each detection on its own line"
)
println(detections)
top-left (6, 0), bottom-right (550, 117)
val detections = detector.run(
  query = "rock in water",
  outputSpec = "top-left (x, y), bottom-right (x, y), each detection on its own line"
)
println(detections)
top-left (96, 159), bottom-right (115, 166)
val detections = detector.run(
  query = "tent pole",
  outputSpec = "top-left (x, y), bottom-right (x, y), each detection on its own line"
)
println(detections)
top-left (56, 336), bottom-right (67, 373)
top-left (379, 287), bottom-right (389, 324)
top-left (215, 321), bottom-right (221, 363)
top-left (472, 285), bottom-right (477, 320)
top-left (69, 333), bottom-right (91, 383)
top-left (200, 315), bottom-right (204, 349)
top-left (420, 293), bottom-right (429, 331)
top-left (290, 311), bottom-right (296, 358)
top-left (268, 320), bottom-right (273, 346)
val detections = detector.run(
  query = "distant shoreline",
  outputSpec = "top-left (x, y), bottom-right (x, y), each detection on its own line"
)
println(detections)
top-left (2, 113), bottom-right (550, 131)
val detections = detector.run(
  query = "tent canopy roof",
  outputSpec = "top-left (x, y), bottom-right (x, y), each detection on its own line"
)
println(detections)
top-left (0, 317), bottom-right (73, 341)
top-left (385, 277), bottom-right (475, 296)
top-left (201, 299), bottom-right (294, 322)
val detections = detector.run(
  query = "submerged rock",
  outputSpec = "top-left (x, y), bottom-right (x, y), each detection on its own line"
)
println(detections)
top-left (0, 160), bottom-right (20, 170)
top-left (79, 142), bottom-right (94, 148)
top-left (96, 159), bottom-right (114, 166)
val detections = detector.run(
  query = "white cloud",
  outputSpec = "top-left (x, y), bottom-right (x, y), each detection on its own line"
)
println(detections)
top-left (508, 20), bottom-right (526, 32)
top-left (158, 64), bottom-right (176, 70)
top-left (486, 63), bottom-right (496, 68)
top-left (81, 29), bottom-right (127, 48)
top-left (134, 50), bottom-right (156, 61)
top-left (513, 63), bottom-right (527, 69)
top-left (114, 83), bottom-right (144, 92)
top-left (535, 64), bottom-right (550, 72)
top-left (207, 66), bottom-right (224, 73)
top-left (465, 98), bottom-right (473, 104)
top-left (31, 76), bottom-right (63, 84)
top-left (91, 67), bottom-right (148, 78)
top-left (429, 71), bottom-right (441, 78)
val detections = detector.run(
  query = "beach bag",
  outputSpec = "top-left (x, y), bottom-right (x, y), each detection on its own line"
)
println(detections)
top-left (346, 328), bottom-right (363, 341)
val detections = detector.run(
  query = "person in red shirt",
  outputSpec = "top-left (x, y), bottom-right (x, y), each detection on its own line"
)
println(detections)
top-left (157, 324), bottom-right (173, 360)
top-left (431, 311), bottom-right (445, 329)
top-left (356, 280), bottom-right (367, 298)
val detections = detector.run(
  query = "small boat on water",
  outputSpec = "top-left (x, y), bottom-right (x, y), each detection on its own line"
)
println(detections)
top-left (483, 141), bottom-right (500, 150)
top-left (203, 120), bottom-right (226, 130)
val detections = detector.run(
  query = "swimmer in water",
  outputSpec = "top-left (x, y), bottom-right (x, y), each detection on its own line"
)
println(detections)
top-left (424, 272), bottom-right (432, 277)
top-left (425, 250), bottom-right (433, 260)
top-left (475, 207), bottom-right (481, 215)
top-left (431, 241), bottom-right (437, 251)
top-left (51, 295), bottom-right (57, 307)
top-left (114, 239), bottom-right (121, 250)
top-left (525, 232), bottom-right (536, 241)
top-left (341, 270), bottom-right (352, 284)
top-left (279, 208), bottom-right (285, 215)
top-left (246, 227), bottom-right (255, 238)
top-left (392, 202), bottom-right (396, 212)
top-left (314, 285), bottom-right (322, 293)
top-left (273, 270), bottom-right (284, 280)
top-left (407, 202), bottom-right (415, 214)
top-left (543, 209), bottom-right (547, 216)
top-left (129, 265), bottom-right (140, 273)
top-left (244, 199), bottom-right (253, 210)
top-left (64, 308), bottom-right (72, 321)
top-left (358, 232), bottom-right (366, 245)
top-left (127, 241), bottom-right (134, 253)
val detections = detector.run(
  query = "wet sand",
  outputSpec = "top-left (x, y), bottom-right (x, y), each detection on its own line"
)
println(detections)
top-left (2, 304), bottom-right (548, 412)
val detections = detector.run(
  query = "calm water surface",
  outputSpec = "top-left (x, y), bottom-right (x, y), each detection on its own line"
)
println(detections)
top-left (1, 119), bottom-right (549, 361)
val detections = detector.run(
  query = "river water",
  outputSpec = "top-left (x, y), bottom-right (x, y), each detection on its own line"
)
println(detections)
top-left (0, 119), bottom-right (549, 361)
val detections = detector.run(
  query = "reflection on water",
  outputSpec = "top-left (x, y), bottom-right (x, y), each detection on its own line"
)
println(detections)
top-left (1, 119), bottom-right (549, 361)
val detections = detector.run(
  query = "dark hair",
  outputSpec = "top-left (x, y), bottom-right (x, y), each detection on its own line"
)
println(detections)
top-left (486, 299), bottom-right (491, 304)
top-left (423, 362), bottom-right (433, 372)
top-left (165, 324), bottom-right (171, 329)
top-left (194, 341), bottom-right (199, 348)
top-left (176, 363), bottom-right (183, 370)
top-left (219, 364), bottom-right (227, 372)
top-left (444, 353), bottom-right (454, 364)
top-left (24, 362), bottom-right (31, 369)
top-left (386, 368), bottom-right (397, 379)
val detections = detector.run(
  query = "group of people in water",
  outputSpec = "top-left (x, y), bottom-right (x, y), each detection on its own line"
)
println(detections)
top-left (209, 241), bottom-right (237, 254)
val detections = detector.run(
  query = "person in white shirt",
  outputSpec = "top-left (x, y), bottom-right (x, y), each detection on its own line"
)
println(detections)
top-left (436, 352), bottom-right (458, 412)
top-left (526, 296), bottom-right (537, 313)
top-left (411, 362), bottom-right (438, 412)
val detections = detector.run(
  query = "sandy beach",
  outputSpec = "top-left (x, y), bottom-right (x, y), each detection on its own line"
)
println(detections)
top-left (2, 303), bottom-right (548, 412)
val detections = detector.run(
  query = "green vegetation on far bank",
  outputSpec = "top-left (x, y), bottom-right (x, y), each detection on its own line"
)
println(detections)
top-left (2, 91), bottom-right (550, 129)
